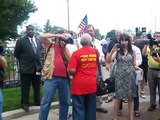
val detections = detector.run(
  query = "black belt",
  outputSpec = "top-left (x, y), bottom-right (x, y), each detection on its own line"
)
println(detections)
top-left (149, 68), bottom-right (160, 71)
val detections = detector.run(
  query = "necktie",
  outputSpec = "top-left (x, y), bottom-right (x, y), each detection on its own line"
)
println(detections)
top-left (30, 38), bottom-right (37, 53)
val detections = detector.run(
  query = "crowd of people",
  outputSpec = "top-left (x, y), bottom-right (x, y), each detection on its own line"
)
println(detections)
top-left (0, 24), bottom-right (159, 120)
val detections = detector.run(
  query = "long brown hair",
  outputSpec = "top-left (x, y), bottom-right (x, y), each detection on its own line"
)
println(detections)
top-left (119, 33), bottom-right (133, 55)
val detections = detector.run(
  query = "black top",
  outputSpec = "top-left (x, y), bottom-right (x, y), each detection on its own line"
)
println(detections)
top-left (107, 40), bottom-right (119, 53)
top-left (134, 39), bottom-right (148, 68)
top-left (134, 39), bottom-right (149, 51)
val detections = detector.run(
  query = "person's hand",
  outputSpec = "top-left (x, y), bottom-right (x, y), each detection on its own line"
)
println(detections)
top-left (152, 55), bottom-right (160, 63)
top-left (56, 34), bottom-right (66, 39)
top-left (111, 44), bottom-right (119, 54)
top-left (106, 63), bottom-right (110, 71)
top-left (139, 68), bottom-right (144, 75)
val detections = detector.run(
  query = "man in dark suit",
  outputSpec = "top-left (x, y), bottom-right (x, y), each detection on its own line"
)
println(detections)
top-left (14, 25), bottom-right (42, 111)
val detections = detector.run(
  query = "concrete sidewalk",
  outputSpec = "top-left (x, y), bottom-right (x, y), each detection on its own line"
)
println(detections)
top-left (2, 95), bottom-right (160, 120)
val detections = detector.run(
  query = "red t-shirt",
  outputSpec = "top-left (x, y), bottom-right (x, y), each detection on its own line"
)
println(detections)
top-left (68, 46), bottom-right (98, 95)
top-left (53, 44), bottom-right (68, 77)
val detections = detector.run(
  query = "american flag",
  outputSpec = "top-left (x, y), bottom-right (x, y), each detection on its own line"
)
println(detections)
top-left (76, 30), bottom-right (84, 37)
top-left (78, 15), bottom-right (88, 30)
top-left (76, 14), bottom-right (88, 38)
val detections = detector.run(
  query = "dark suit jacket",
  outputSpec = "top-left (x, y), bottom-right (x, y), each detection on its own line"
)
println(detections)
top-left (14, 35), bottom-right (42, 74)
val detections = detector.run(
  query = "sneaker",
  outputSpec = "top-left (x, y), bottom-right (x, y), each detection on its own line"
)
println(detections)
top-left (140, 92), bottom-right (146, 99)
top-left (105, 98), bottom-right (112, 103)
top-left (123, 98), bottom-right (128, 103)
top-left (134, 111), bottom-right (140, 117)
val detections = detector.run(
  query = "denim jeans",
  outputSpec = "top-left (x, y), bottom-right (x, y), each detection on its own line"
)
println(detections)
top-left (39, 76), bottom-right (70, 120)
top-left (0, 89), bottom-right (3, 120)
top-left (72, 93), bottom-right (96, 120)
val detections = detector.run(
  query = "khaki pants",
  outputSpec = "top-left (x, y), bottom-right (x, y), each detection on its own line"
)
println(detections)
top-left (147, 68), bottom-right (160, 106)
top-left (96, 96), bottom-right (103, 108)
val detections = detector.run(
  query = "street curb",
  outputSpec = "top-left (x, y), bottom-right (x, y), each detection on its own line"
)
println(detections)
top-left (3, 95), bottom-right (150, 120)
top-left (2, 101), bottom-right (59, 120)
top-left (2, 95), bottom-right (108, 120)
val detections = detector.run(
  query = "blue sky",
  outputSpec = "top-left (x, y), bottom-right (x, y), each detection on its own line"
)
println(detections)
top-left (24, 0), bottom-right (160, 34)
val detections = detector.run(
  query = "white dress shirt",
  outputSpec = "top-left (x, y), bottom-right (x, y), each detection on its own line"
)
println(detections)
top-left (132, 45), bottom-right (143, 84)
top-left (28, 37), bottom-right (37, 48)
top-left (132, 45), bottom-right (142, 66)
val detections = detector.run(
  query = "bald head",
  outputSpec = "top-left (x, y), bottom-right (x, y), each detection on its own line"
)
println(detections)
top-left (80, 33), bottom-right (92, 46)
top-left (115, 30), bottom-right (122, 41)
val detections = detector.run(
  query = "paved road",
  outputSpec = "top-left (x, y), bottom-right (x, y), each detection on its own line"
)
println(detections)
top-left (3, 66), bottom-right (160, 120)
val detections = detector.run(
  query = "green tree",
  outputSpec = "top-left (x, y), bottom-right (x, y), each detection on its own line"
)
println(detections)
top-left (51, 26), bottom-right (67, 33)
top-left (95, 29), bottom-right (104, 40)
top-left (0, 0), bottom-right (37, 41)
top-left (106, 30), bottom-right (116, 41)
top-left (44, 19), bottom-right (52, 33)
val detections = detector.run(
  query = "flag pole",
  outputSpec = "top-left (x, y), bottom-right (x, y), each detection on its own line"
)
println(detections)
top-left (67, 0), bottom-right (70, 32)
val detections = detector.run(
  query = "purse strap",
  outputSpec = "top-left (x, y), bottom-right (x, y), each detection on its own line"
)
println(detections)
top-left (44, 42), bottom-right (53, 60)
top-left (59, 46), bottom-right (69, 67)
top-left (110, 51), bottom-right (119, 78)
top-left (94, 49), bottom-right (102, 76)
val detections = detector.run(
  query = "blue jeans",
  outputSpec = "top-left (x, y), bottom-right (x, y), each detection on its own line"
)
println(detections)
top-left (0, 89), bottom-right (3, 120)
top-left (72, 93), bottom-right (96, 120)
top-left (39, 76), bottom-right (70, 120)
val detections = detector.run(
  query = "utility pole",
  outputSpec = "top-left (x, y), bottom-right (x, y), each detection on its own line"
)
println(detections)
top-left (67, 0), bottom-right (70, 32)
top-left (154, 16), bottom-right (157, 32)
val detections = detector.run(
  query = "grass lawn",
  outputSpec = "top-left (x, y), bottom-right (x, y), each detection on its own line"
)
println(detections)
top-left (2, 85), bottom-right (58, 112)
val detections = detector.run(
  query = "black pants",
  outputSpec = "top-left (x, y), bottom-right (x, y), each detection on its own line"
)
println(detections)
top-left (139, 56), bottom-right (148, 82)
top-left (20, 73), bottom-right (41, 106)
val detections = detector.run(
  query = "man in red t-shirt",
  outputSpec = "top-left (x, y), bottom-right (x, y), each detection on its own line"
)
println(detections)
top-left (39, 30), bottom-right (71, 120)
top-left (84, 24), bottom-right (108, 113)
top-left (68, 33), bottom-right (98, 120)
